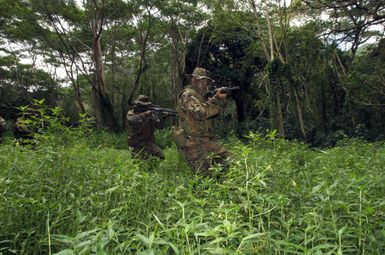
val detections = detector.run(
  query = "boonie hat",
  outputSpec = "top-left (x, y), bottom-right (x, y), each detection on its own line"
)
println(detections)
top-left (191, 67), bottom-right (215, 82)
top-left (133, 95), bottom-right (153, 106)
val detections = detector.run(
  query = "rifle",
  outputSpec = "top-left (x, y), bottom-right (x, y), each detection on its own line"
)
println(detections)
top-left (204, 86), bottom-right (240, 99)
top-left (134, 105), bottom-right (178, 116)
top-left (148, 107), bottom-right (178, 116)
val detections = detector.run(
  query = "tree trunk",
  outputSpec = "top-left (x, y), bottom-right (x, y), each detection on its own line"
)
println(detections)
top-left (286, 69), bottom-right (306, 139)
top-left (127, 30), bottom-right (149, 105)
top-left (293, 89), bottom-right (306, 140)
top-left (121, 88), bottom-right (128, 130)
top-left (234, 96), bottom-right (245, 123)
top-left (320, 82), bottom-right (328, 132)
top-left (275, 92), bottom-right (285, 138)
top-left (272, 76), bottom-right (285, 138)
top-left (170, 22), bottom-right (188, 104)
top-left (73, 83), bottom-right (86, 114)
top-left (64, 59), bottom-right (86, 114)
top-left (91, 0), bottom-right (118, 131)
top-left (127, 6), bottom-right (153, 106)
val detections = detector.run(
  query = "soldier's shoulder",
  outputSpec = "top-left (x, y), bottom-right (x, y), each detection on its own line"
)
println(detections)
top-left (178, 91), bottom-right (192, 105)
top-left (126, 110), bottom-right (141, 120)
top-left (180, 87), bottom-right (200, 100)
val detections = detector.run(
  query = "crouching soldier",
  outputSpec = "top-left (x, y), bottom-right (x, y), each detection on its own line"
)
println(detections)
top-left (126, 95), bottom-right (166, 159)
top-left (172, 67), bottom-right (231, 174)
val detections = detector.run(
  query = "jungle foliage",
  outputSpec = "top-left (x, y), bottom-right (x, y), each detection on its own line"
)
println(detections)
top-left (0, 105), bottom-right (384, 254)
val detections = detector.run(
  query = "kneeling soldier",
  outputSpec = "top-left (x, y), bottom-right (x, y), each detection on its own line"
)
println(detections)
top-left (172, 67), bottom-right (231, 174)
top-left (126, 95), bottom-right (166, 159)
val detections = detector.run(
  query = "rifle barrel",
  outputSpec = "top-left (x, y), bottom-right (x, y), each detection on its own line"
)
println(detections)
top-left (149, 107), bottom-right (178, 116)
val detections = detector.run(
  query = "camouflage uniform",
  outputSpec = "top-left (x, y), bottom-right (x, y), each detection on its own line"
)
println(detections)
top-left (126, 95), bottom-right (165, 159)
top-left (172, 68), bottom-right (230, 173)
top-left (0, 116), bottom-right (7, 140)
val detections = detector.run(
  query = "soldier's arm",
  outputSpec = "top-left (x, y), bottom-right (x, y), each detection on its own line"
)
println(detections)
top-left (154, 116), bottom-right (163, 129)
top-left (180, 92), bottom-right (220, 121)
top-left (127, 110), bottom-right (160, 124)
top-left (126, 111), bottom-right (146, 124)
top-left (148, 111), bottom-right (163, 128)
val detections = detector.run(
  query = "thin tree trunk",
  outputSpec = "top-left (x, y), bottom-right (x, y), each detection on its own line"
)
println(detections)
top-left (265, 2), bottom-right (285, 137)
top-left (91, 0), bottom-right (117, 131)
top-left (275, 92), bottom-right (285, 138)
top-left (320, 82), bottom-right (327, 132)
top-left (121, 88), bottom-right (127, 130)
top-left (265, 7), bottom-right (275, 61)
top-left (249, 0), bottom-right (270, 60)
top-left (286, 68), bottom-right (306, 139)
top-left (73, 82), bottom-right (86, 114)
top-left (293, 89), bottom-right (306, 139)
top-left (61, 55), bottom-right (86, 114)
top-left (127, 28), bottom-right (149, 105)
top-left (170, 22), bottom-right (188, 104)
top-left (234, 96), bottom-right (245, 123)
top-left (127, 4), bottom-right (154, 106)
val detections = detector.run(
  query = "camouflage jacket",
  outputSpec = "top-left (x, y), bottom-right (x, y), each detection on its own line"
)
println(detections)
top-left (126, 110), bottom-right (162, 144)
top-left (177, 86), bottom-right (221, 138)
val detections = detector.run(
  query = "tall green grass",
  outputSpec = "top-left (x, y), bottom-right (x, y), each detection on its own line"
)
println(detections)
top-left (0, 126), bottom-right (384, 254)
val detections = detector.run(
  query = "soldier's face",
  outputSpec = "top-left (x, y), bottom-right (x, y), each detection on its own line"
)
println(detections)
top-left (195, 78), bottom-right (212, 94)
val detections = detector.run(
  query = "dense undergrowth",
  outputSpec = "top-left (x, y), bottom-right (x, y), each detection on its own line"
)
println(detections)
top-left (0, 108), bottom-right (384, 254)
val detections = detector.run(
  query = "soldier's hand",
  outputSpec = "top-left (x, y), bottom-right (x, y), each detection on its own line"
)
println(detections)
top-left (215, 87), bottom-right (228, 100)
top-left (144, 110), bottom-right (153, 116)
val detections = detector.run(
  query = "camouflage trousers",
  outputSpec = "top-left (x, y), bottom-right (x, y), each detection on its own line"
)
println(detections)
top-left (179, 136), bottom-right (230, 174)
top-left (128, 140), bottom-right (165, 160)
